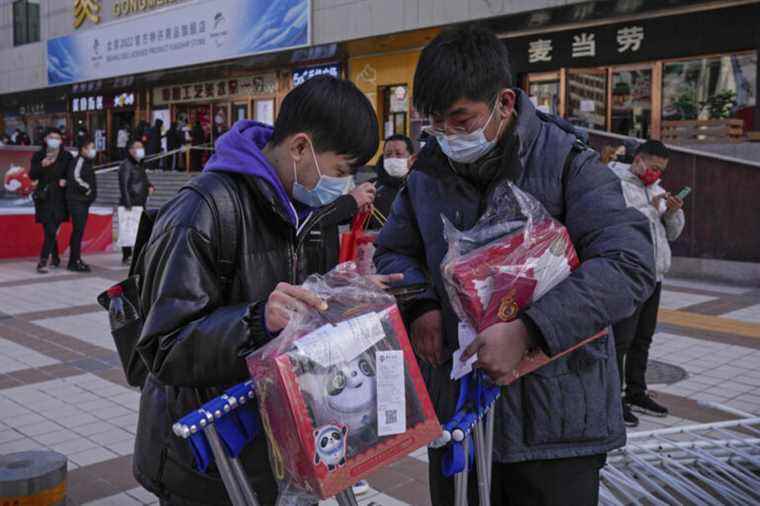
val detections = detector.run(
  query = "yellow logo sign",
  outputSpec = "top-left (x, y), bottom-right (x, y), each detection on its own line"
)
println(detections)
top-left (73, 0), bottom-right (101, 29)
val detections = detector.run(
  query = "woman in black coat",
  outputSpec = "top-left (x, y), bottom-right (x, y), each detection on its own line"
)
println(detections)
top-left (29, 128), bottom-right (72, 274)
top-left (65, 136), bottom-right (98, 272)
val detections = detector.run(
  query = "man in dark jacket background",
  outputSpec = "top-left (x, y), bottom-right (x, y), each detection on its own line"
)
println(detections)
top-left (131, 76), bottom-right (396, 505)
top-left (29, 127), bottom-right (71, 274)
top-left (374, 27), bottom-right (655, 505)
top-left (118, 140), bottom-right (154, 264)
top-left (368, 134), bottom-right (415, 229)
top-left (146, 118), bottom-right (164, 171)
top-left (65, 135), bottom-right (98, 272)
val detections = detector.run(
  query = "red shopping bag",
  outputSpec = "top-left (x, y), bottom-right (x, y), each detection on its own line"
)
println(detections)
top-left (339, 210), bottom-right (381, 274)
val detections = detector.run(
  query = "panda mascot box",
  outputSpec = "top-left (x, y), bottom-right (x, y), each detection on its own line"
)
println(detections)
top-left (247, 265), bottom-right (440, 501)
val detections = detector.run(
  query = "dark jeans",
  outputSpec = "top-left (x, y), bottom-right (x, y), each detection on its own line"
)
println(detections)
top-left (39, 222), bottom-right (61, 261)
top-left (613, 282), bottom-right (662, 398)
top-left (68, 204), bottom-right (89, 264)
top-left (428, 446), bottom-right (606, 506)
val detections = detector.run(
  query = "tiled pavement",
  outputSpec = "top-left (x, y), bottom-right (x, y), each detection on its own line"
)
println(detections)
top-left (0, 253), bottom-right (758, 505)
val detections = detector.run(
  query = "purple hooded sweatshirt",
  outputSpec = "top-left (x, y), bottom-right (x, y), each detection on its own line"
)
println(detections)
top-left (203, 120), bottom-right (298, 225)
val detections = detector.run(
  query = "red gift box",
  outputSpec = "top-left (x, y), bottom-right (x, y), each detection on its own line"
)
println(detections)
top-left (247, 301), bottom-right (440, 500)
top-left (443, 218), bottom-right (579, 333)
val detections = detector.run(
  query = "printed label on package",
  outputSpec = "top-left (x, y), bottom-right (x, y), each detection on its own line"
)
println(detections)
top-left (376, 350), bottom-right (406, 436)
top-left (295, 312), bottom-right (386, 367)
top-left (451, 321), bottom-right (478, 380)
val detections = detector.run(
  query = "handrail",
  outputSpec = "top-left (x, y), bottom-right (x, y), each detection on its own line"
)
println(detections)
top-left (587, 128), bottom-right (760, 169)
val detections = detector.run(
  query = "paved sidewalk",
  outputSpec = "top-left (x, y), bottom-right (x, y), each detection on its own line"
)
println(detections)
top-left (0, 253), bottom-right (758, 505)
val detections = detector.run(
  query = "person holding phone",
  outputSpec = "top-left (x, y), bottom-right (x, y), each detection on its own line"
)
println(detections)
top-left (609, 140), bottom-right (686, 427)
top-left (29, 127), bottom-right (72, 274)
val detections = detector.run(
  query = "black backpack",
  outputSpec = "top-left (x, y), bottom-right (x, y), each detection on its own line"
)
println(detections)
top-left (97, 172), bottom-right (241, 387)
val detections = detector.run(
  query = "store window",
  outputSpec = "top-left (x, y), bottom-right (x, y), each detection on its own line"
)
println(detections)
top-left (13, 0), bottom-right (40, 46)
top-left (662, 53), bottom-right (757, 125)
top-left (528, 81), bottom-right (560, 116)
top-left (611, 67), bottom-right (652, 139)
top-left (566, 69), bottom-right (608, 130)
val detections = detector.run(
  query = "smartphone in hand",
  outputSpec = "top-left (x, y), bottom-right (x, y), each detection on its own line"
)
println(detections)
top-left (675, 186), bottom-right (692, 200)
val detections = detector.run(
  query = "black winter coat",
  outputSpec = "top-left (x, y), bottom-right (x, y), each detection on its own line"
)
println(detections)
top-left (118, 156), bottom-right (152, 208)
top-left (301, 193), bottom-right (358, 275)
top-left (133, 171), bottom-right (339, 505)
top-left (29, 148), bottom-right (72, 224)
top-left (66, 154), bottom-right (97, 205)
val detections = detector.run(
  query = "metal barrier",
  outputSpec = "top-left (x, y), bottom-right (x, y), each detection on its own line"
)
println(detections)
top-left (93, 143), bottom-right (214, 175)
top-left (600, 412), bottom-right (760, 505)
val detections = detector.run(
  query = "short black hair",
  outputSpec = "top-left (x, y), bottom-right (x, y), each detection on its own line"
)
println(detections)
top-left (44, 127), bottom-right (62, 137)
top-left (76, 135), bottom-right (93, 150)
top-left (413, 26), bottom-right (513, 116)
top-left (271, 75), bottom-right (379, 167)
top-left (384, 134), bottom-right (415, 155)
top-left (127, 139), bottom-right (143, 150)
top-left (635, 140), bottom-right (670, 159)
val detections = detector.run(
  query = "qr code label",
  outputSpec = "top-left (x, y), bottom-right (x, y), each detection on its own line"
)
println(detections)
top-left (384, 409), bottom-right (398, 425)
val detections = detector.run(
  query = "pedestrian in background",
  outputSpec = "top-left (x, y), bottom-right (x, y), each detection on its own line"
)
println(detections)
top-left (609, 140), bottom-right (685, 427)
top-left (118, 139), bottom-right (154, 265)
top-left (368, 134), bottom-right (415, 229)
top-left (65, 136), bottom-right (98, 272)
top-left (116, 123), bottom-right (130, 160)
top-left (166, 122), bottom-right (182, 171)
top-left (147, 119), bottom-right (164, 171)
top-left (29, 127), bottom-right (71, 274)
top-left (190, 120), bottom-right (205, 171)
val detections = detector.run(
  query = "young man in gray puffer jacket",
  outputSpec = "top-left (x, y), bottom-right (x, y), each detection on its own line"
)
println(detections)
top-left (609, 140), bottom-right (686, 427)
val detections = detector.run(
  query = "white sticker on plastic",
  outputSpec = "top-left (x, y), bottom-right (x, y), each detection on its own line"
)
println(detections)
top-left (294, 312), bottom-right (386, 367)
top-left (451, 321), bottom-right (478, 380)
top-left (376, 350), bottom-right (406, 436)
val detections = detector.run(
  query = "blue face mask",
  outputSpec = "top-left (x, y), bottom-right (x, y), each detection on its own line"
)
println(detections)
top-left (292, 138), bottom-right (352, 207)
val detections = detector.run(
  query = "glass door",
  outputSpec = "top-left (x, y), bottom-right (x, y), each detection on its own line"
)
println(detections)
top-left (611, 66), bottom-right (653, 139)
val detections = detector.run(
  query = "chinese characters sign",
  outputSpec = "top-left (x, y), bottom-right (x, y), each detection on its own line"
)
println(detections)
top-left (510, 18), bottom-right (663, 73)
top-left (48, 0), bottom-right (309, 85)
top-left (71, 93), bottom-right (135, 112)
top-left (292, 64), bottom-right (341, 87)
top-left (153, 75), bottom-right (277, 105)
top-left (527, 26), bottom-right (643, 65)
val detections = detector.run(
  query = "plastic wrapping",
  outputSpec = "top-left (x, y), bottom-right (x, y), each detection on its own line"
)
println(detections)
top-left (246, 264), bottom-right (440, 503)
top-left (442, 182), bottom-right (580, 334)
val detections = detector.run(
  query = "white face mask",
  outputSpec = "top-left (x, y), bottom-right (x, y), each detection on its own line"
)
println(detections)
top-left (383, 157), bottom-right (409, 178)
top-left (84, 148), bottom-right (97, 160)
top-left (133, 148), bottom-right (145, 161)
top-left (47, 138), bottom-right (62, 150)
top-left (426, 100), bottom-right (504, 164)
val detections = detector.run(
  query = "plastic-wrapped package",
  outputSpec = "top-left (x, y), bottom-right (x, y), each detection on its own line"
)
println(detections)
top-left (247, 264), bottom-right (440, 503)
top-left (442, 182), bottom-right (580, 334)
